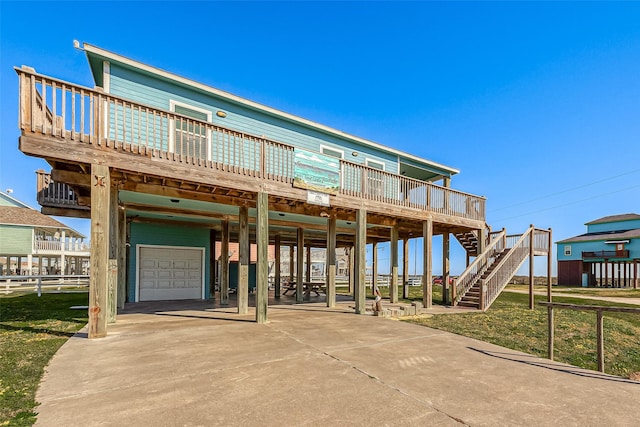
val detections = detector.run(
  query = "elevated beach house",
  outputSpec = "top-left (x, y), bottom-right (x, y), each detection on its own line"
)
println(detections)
top-left (557, 214), bottom-right (639, 287)
top-left (0, 190), bottom-right (89, 276)
top-left (15, 42), bottom-right (551, 337)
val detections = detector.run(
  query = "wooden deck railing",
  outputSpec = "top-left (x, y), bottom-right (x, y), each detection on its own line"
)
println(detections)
top-left (539, 302), bottom-right (640, 373)
top-left (453, 228), bottom-right (506, 305)
top-left (478, 226), bottom-right (551, 310)
top-left (582, 250), bottom-right (630, 259)
top-left (33, 239), bottom-right (90, 253)
top-left (17, 67), bottom-right (485, 221)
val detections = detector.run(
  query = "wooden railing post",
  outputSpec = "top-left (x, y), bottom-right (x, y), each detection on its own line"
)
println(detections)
top-left (479, 279), bottom-right (485, 311)
top-left (547, 305), bottom-right (554, 360)
top-left (260, 139), bottom-right (266, 179)
top-left (529, 224), bottom-right (535, 310)
top-left (597, 309), bottom-right (604, 372)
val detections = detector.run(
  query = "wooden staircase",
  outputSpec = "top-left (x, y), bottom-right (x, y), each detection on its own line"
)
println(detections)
top-left (457, 248), bottom-right (510, 308)
top-left (453, 226), bottom-right (551, 311)
top-left (454, 230), bottom-right (480, 257)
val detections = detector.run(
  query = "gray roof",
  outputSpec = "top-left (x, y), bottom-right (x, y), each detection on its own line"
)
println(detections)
top-left (0, 206), bottom-right (83, 236)
top-left (557, 228), bottom-right (640, 244)
top-left (585, 213), bottom-right (640, 225)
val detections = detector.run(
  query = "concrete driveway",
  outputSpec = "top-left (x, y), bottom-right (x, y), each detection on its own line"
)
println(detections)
top-left (35, 299), bottom-right (640, 426)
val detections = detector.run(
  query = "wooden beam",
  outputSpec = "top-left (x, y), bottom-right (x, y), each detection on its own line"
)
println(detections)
top-left (117, 204), bottom-right (126, 309)
top-left (296, 228), bottom-right (304, 303)
top-left (220, 220), bottom-right (230, 305)
top-left (390, 225), bottom-right (399, 303)
top-left (442, 232), bottom-right (450, 305)
top-left (88, 164), bottom-right (110, 339)
top-left (274, 234), bottom-right (281, 298)
top-left (372, 242), bottom-right (378, 292)
top-left (422, 219), bottom-right (433, 309)
top-left (354, 209), bottom-right (366, 314)
top-left (305, 242), bottom-right (311, 283)
top-left (529, 225), bottom-right (535, 310)
top-left (326, 216), bottom-right (336, 308)
top-left (238, 206), bottom-right (249, 314)
top-left (210, 229), bottom-right (216, 299)
top-left (402, 238), bottom-right (409, 299)
top-left (108, 185), bottom-right (118, 324)
top-left (255, 192), bottom-right (269, 324)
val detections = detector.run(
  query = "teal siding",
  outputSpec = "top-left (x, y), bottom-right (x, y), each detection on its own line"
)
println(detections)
top-left (0, 225), bottom-right (32, 254)
top-left (128, 222), bottom-right (211, 302)
top-left (587, 219), bottom-right (640, 233)
top-left (108, 63), bottom-right (400, 173)
top-left (557, 237), bottom-right (640, 261)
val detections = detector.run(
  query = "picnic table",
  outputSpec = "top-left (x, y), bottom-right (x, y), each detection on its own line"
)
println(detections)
top-left (282, 281), bottom-right (326, 297)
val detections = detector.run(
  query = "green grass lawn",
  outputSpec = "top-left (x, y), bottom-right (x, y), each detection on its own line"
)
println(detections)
top-left (403, 291), bottom-right (640, 379)
top-left (0, 293), bottom-right (88, 426)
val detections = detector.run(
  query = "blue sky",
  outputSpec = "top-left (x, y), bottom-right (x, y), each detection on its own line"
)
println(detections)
top-left (1, 1), bottom-right (639, 276)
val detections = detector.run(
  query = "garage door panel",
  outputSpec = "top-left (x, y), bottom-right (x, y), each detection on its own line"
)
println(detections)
top-left (139, 246), bottom-right (203, 301)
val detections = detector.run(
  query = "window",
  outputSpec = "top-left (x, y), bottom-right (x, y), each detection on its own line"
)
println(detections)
top-left (564, 245), bottom-right (572, 256)
top-left (320, 145), bottom-right (344, 159)
top-left (365, 159), bottom-right (385, 197)
top-left (170, 101), bottom-right (211, 160)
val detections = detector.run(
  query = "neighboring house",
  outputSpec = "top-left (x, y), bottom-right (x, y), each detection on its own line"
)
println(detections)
top-left (0, 190), bottom-right (89, 276)
top-left (557, 214), bottom-right (640, 287)
top-left (15, 41), bottom-right (551, 337)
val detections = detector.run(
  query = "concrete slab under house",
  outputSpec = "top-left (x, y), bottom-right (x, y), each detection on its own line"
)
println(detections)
top-left (15, 41), bottom-right (552, 337)
top-left (557, 213), bottom-right (640, 287)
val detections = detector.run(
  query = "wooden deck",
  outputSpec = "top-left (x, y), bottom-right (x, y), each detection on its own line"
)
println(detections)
top-left (18, 66), bottom-right (485, 239)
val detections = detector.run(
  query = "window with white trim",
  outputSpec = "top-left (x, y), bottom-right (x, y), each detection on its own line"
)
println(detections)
top-left (564, 245), bottom-right (572, 256)
top-left (171, 101), bottom-right (211, 160)
top-left (320, 145), bottom-right (344, 159)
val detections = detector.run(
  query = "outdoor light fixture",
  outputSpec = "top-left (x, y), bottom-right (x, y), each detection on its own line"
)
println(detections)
top-left (216, 111), bottom-right (227, 118)
top-left (352, 151), bottom-right (358, 157)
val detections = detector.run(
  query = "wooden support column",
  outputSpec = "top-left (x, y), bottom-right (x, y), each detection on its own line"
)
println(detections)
top-left (88, 164), bottom-right (110, 339)
top-left (442, 232), bottom-right (450, 306)
top-left (289, 245), bottom-right (295, 282)
top-left (372, 243), bottom-right (378, 292)
top-left (210, 229), bottom-right (216, 299)
top-left (238, 206), bottom-right (249, 314)
top-left (529, 225), bottom-right (535, 310)
top-left (422, 219), bottom-right (433, 309)
top-left (354, 209), bottom-right (366, 314)
top-left (274, 234), bottom-right (281, 298)
top-left (390, 225), bottom-right (399, 303)
top-left (326, 216), bottom-right (337, 308)
top-left (107, 185), bottom-right (118, 324)
top-left (255, 192), bottom-right (269, 324)
top-left (117, 203), bottom-right (126, 310)
top-left (547, 228), bottom-right (553, 302)
top-left (220, 220), bottom-right (230, 305)
top-left (349, 246), bottom-right (355, 297)
top-left (634, 260), bottom-right (638, 290)
top-left (305, 243), bottom-right (312, 283)
top-left (402, 238), bottom-right (409, 299)
top-left (296, 228), bottom-right (304, 303)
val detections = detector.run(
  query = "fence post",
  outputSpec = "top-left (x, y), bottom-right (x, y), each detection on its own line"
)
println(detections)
top-left (597, 310), bottom-right (604, 372)
top-left (547, 305), bottom-right (554, 360)
top-left (37, 276), bottom-right (42, 297)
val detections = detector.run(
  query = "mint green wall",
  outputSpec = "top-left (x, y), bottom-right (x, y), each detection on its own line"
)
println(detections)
top-left (127, 222), bottom-right (211, 302)
top-left (108, 63), bottom-right (402, 173)
top-left (0, 225), bottom-right (32, 254)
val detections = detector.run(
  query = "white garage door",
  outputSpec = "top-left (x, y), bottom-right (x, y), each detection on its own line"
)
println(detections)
top-left (138, 246), bottom-right (204, 301)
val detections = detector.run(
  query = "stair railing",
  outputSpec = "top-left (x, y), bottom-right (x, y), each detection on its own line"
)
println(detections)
top-left (478, 225), bottom-right (534, 310)
top-left (453, 228), bottom-right (506, 306)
